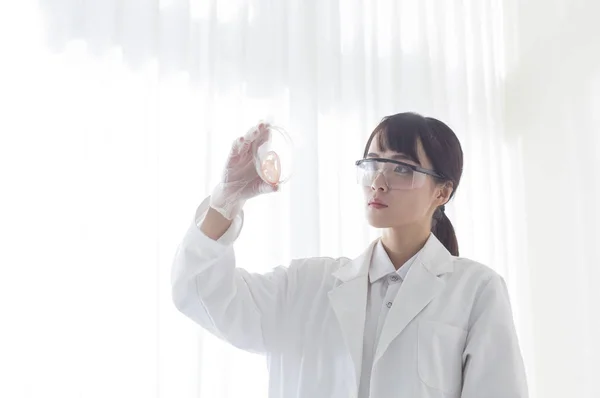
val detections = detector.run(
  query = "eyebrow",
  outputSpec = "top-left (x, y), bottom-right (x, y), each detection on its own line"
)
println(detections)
top-left (366, 152), bottom-right (421, 165)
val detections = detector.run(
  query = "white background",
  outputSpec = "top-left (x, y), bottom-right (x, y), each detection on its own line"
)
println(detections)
top-left (0, 1), bottom-right (598, 397)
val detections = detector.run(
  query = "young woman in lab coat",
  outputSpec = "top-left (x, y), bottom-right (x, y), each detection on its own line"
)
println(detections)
top-left (171, 112), bottom-right (528, 398)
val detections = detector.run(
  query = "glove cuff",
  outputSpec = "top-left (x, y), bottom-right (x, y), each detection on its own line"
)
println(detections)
top-left (209, 183), bottom-right (246, 220)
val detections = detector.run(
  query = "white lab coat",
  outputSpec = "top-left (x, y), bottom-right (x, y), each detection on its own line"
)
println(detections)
top-left (171, 197), bottom-right (528, 398)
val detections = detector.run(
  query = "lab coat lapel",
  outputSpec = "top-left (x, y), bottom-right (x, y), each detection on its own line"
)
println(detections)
top-left (373, 234), bottom-right (454, 364)
top-left (328, 240), bottom-right (376, 393)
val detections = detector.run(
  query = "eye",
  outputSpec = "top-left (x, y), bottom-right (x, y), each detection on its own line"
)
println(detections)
top-left (393, 165), bottom-right (412, 174)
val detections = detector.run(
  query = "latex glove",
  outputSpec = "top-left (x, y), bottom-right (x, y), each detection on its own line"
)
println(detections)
top-left (209, 123), bottom-right (279, 220)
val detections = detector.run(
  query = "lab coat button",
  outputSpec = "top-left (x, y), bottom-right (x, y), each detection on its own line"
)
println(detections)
top-left (386, 301), bottom-right (393, 308)
top-left (390, 275), bottom-right (399, 282)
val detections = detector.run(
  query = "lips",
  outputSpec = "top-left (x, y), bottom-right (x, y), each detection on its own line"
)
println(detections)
top-left (368, 198), bottom-right (388, 208)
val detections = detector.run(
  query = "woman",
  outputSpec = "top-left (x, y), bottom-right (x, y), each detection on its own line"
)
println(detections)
top-left (171, 112), bottom-right (528, 398)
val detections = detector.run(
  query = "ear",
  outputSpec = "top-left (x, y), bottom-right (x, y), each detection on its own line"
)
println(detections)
top-left (435, 181), bottom-right (454, 207)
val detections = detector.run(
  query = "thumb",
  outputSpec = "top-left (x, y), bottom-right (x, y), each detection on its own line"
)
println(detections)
top-left (253, 178), bottom-right (279, 195)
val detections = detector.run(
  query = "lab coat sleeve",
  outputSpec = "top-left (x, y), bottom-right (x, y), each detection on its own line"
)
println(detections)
top-left (171, 196), bottom-right (298, 354)
top-left (461, 274), bottom-right (529, 398)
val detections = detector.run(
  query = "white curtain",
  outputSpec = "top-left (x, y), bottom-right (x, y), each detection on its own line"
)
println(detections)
top-left (5, 0), bottom-right (596, 397)
top-left (502, 1), bottom-right (600, 397)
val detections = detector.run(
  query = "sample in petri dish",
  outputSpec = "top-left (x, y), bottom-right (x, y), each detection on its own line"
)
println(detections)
top-left (252, 124), bottom-right (294, 186)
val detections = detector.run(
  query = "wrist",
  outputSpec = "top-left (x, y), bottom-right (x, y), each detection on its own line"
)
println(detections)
top-left (200, 206), bottom-right (235, 240)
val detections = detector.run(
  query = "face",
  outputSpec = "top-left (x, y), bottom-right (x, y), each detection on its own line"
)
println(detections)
top-left (362, 137), bottom-right (452, 229)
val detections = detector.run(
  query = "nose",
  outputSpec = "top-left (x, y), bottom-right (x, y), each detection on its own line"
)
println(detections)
top-left (371, 172), bottom-right (388, 192)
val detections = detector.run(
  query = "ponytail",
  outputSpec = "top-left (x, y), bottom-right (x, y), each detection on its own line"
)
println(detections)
top-left (431, 208), bottom-right (459, 256)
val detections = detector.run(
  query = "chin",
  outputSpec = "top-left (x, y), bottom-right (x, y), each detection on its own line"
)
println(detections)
top-left (365, 207), bottom-right (419, 229)
top-left (367, 220), bottom-right (393, 229)
top-left (365, 211), bottom-right (395, 228)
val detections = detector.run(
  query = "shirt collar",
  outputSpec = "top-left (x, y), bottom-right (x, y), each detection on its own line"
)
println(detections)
top-left (369, 239), bottom-right (420, 283)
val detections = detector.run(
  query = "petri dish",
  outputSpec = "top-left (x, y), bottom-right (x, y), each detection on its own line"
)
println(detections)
top-left (252, 124), bottom-right (294, 186)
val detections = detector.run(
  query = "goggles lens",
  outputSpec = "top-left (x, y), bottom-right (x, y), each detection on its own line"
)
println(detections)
top-left (356, 160), bottom-right (428, 190)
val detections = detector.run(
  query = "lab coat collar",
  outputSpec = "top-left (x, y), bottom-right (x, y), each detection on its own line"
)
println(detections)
top-left (328, 233), bottom-right (454, 391)
top-left (418, 232), bottom-right (455, 276)
top-left (330, 239), bottom-right (376, 282)
top-left (331, 232), bottom-right (453, 282)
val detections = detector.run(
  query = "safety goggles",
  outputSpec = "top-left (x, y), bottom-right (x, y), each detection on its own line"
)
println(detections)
top-left (355, 158), bottom-right (444, 190)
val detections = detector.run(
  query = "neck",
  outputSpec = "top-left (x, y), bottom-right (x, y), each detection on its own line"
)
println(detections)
top-left (380, 222), bottom-right (431, 270)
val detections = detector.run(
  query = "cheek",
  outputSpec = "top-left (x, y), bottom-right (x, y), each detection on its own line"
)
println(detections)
top-left (388, 191), bottom-right (423, 212)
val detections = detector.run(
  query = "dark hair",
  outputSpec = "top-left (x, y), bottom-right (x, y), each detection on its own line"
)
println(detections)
top-left (362, 112), bottom-right (464, 256)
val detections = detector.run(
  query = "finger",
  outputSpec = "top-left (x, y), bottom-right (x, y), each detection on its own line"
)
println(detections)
top-left (243, 124), bottom-right (260, 141)
top-left (253, 178), bottom-right (279, 195)
top-left (227, 136), bottom-right (245, 159)
top-left (243, 122), bottom-right (271, 142)
top-left (228, 141), bottom-right (254, 170)
top-left (230, 122), bottom-right (270, 163)
top-left (254, 124), bottom-right (272, 149)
